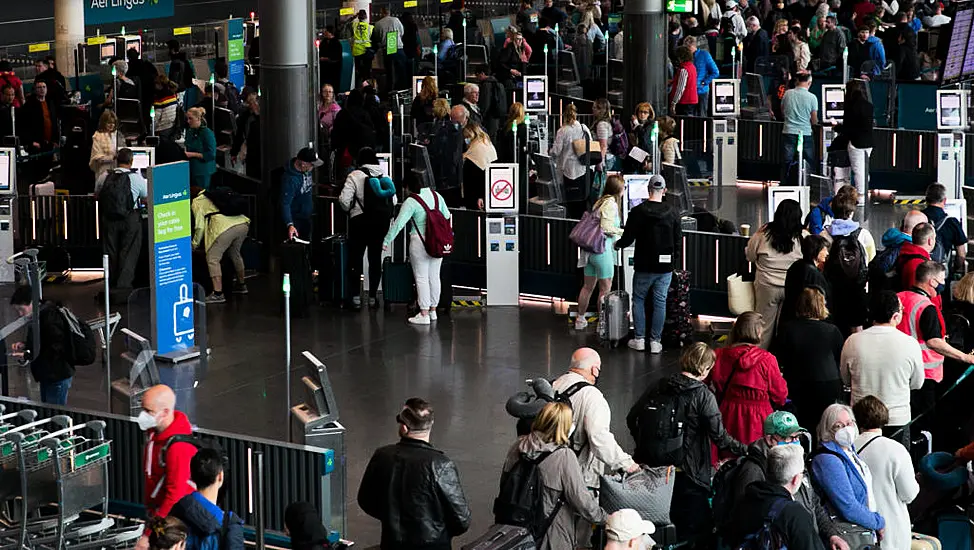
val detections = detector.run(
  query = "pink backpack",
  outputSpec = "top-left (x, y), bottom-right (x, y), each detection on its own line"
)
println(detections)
top-left (410, 192), bottom-right (454, 258)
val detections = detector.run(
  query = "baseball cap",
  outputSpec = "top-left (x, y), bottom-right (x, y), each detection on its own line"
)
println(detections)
top-left (649, 174), bottom-right (666, 190)
top-left (296, 147), bottom-right (324, 167)
top-left (606, 509), bottom-right (656, 544)
top-left (763, 411), bottom-right (802, 438)
top-left (725, 0), bottom-right (738, 7)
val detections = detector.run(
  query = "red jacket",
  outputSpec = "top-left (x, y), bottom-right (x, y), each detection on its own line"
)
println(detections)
top-left (143, 411), bottom-right (197, 518)
top-left (898, 243), bottom-right (942, 310)
top-left (709, 344), bottom-right (789, 461)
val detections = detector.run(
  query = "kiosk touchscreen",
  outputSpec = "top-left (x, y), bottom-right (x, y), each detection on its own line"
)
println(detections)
top-left (376, 153), bottom-right (391, 177)
top-left (0, 148), bottom-right (16, 283)
top-left (624, 174), bottom-right (652, 211)
top-left (523, 75), bottom-right (548, 112)
top-left (936, 90), bottom-right (968, 199)
top-left (412, 76), bottom-right (435, 99)
top-left (937, 90), bottom-right (967, 130)
top-left (768, 186), bottom-right (810, 222)
top-left (822, 84), bottom-right (845, 122)
top-left (711, 79), bottom-right (740, 117)
top-left (0, 149), bottom-right (13, 193)
top-left (128, 147), bottom-right (155, 173)
top-left (100, 42), bottom-right (117, 63)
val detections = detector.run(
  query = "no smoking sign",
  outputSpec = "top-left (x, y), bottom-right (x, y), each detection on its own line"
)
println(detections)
top-left (485, 164), bottom-right (518, 212)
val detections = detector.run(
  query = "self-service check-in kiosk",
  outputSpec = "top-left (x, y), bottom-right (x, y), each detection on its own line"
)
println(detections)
top-left (128, 147), bottom-right (156, 172)
top-left (0, 148), bottom-right (16, 283)
top-left (768, 185), bottom-right (810, 223)
top-left (116, 34), bottom-right (142, 58)
top-left (936, 90), bottom-right (968, 200)
top-left (820, 83), bottom-right (849, 190)
top-left (485, 164), bottom-right (520, 306)
top-left (711, 79), bottom-right (740, 186)
top-left (622, 174), bottom-right (653, 311)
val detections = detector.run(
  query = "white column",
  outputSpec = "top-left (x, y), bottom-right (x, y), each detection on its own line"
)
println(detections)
top-left (55, 0), bottom-right (85, 82)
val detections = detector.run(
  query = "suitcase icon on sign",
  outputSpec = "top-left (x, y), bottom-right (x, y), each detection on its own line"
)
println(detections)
top-left (173, 284), bottom-right (195, 343)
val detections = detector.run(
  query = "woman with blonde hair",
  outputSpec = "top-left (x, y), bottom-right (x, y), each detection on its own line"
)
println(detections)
top-left (89, 110), bottom-right (122, 182)
top-left (461, 122), bottom-right (497, 210)
top-left (496, 102), bottom-right (527, 163)
top-left (183, 106), bottom-right (217, 190)
top-left (410, 75), bottom-right (438, 129)
top-left (550, 103), bottom-right (590, 219)
top-left (574, 175), bottom-right (625, 330)
top-left (500, 401), bottom-right (607, 549)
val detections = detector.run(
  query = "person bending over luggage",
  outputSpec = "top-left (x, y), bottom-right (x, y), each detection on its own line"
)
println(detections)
top-left (729, 444), bottom-right (826, 550)
top-left (170, 448), bottom-right (245, 550)
top-left (382, 175), bottom-right (452, 326)
top-left (627, 343), bottom-right (745, 548)
top-left (340, 147), bottom-right (396, 309)
top-left (191, 189), bottom-right (250, 304)
top-left (574, 175), bottom-right (625, 331)
top-left (96, 147), bottom-right (148, 293)
top-left (10, 286), bottom-right (74, 406)
top-left (604, 509), bottom-right (657, 550)
top-left (852, 396), bottom-right (918, 550)
top-left (282, 147), bottom-right (323, 241)
top-left (722, 411), bottom-right (845, 550)
top-left (810, 404), bottom-right (886, 542)
top-left (358, 398), bottom-right (471, 550)
top-left (498, 401), bottom-right (607, 549)
top-left (284, 502), bottom-right (331, 550)
top-left (146, 517), bottom-right (188, 550)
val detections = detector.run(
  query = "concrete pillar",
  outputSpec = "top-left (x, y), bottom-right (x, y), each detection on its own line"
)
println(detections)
top-left (54, 0), bottom-right (85, 81)
top-left (259, 0), bottom-right (313, 241)
top-left (623, 0), bottom-right (667, 118)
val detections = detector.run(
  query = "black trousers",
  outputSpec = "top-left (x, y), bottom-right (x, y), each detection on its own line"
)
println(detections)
top-left (103, 210), bottom-right (142, 290)
top-left (671, 471), bottom-right (713, 549)
top-left (910, 378), bottom-right (939, 435)
top-left (883, 423), bottom-right (911, 451)
top-left (347, 215), bottom-right (385, 300)
top-left (789, 379), bottom-right (844, 445)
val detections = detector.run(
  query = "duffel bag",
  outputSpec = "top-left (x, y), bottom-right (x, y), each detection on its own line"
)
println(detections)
top-left (599, 465), bottom-right (675, 525)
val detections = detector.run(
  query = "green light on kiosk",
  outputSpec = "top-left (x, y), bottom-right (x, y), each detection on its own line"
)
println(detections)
top-left (462, 17), bottom-right (467, 27)
top-left (150, 106), bottom-right (155, 119)
top-left (433, 44), bottom-right (438, 55)
top-left (209, 73), bottom-right (215, 84)
top-left (544, 44), bottom-right (549, 55)
top-left (282, 274), bottom-right (291, 294)
top-left (111, 65), bottom-right (116, 77)
top-left (121, 26), bottom-right (126, 35)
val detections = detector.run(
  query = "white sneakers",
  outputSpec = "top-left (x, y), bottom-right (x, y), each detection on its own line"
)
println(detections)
top-left (430, 310), bottom-right (438, 321)
top-left (574, 317), bottom-right (589, 330)
top-left (408, 313), bottom-right (431, 325)
top-left (628, 338), bottom-right (664, 354)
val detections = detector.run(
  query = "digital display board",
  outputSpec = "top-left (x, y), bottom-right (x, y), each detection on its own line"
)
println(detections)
top-left (523, 75), bottom-right (547, 112)
top-left (938, 90), bottom-right (966, 129)
top-left (942, 4), bottom-right (974, 85)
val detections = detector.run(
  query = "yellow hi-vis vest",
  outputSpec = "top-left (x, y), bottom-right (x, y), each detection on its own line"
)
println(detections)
top-left (352, 22), bottom-right (373, 56)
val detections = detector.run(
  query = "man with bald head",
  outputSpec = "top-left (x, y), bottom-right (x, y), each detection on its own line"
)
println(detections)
top-left (137, 384), bottom-right (197, 550)
top-left (552, 348), bottom-right (638, 491)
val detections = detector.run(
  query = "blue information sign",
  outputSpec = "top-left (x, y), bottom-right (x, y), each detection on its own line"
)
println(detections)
top-left (226, 19), bottom-right (246, 91)
top-left (148, 162), bottom-right (195, 357)
top-left (85, 0), bottom-right (175, 26)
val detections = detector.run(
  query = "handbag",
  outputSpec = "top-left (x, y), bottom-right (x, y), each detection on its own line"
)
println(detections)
top-left (600, 466), bottom-right (675, 525)
top-left (726, 274), bottom-right (756, 315)
top-left (570, 209), bottom-right (606, 254)
top-left (573, 125), bottom-right (602, 166)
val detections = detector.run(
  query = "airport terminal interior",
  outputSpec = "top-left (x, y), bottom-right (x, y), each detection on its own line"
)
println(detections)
top-left (0, 0), bottom-right (972, 548)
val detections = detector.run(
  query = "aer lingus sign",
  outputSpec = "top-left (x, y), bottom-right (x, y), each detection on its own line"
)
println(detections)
top-left (86, 0), bottom-right (175, 26)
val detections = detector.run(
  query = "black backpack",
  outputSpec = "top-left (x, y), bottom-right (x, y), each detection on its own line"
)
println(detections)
top-left (631, 382), bottom-right (690, 467)
top-left (99, 170), bottom-right (133, 221)
top-left (930, 216), bottom-right (950, 264)
top-left (514, 381), bottom-right (591, 438)
top-left (205, 187), bottom-right (248, 218)
top-left (59, 305), bottom-right (97, 366)
top-left (712, 455), bottom-right (760, 535)
top-left (866, 244), bottom-right (902, 295)
top-left (827, 228), bottom-right (867, 285)
top-left (493, 449), bottom-right (564, 543)
top-left (355, 169), bottom-right (395, 221)
top-left (737, 498), bottom-right (791, 550)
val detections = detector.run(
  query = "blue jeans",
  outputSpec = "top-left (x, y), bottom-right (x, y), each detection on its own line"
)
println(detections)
top-left (782, 133), bottom-right (815, 182)
top-left (633, 272), bottom-right (672, 341)
top-left (40, 377), bottom-right (72, 406)
top-left (697, 90), bottom-right (709, 117)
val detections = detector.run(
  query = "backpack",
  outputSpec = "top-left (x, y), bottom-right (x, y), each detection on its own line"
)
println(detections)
top-left (866, 245), bottom-right (902, 294)
top-left (712, 455), bottom-right (759, 535)
top-left (631, 382), bottom-right (691, 467)
top-left (59, 305), bottom-right (97, 366)
top-left (355, 169), bottom-right (396, 221)
top-left (514, 381), bottom-right (591, 438)
top-left (99, 170), bottom-right (133, 221)
top-left (827, 228), bottom-right (867, 285)
top-left (184, 509), bottom-right (235, 550)
top-left (410, 192), bottom-right (454, 258)
top-left (930, 216), bottom-right (950, 264)
top-left (222, 80), bottom-right (241, 113)
top-left (737, 498), bottom-right (791, 550)
top-left (610, 116), bottom-right (630, 158)
top-left (205, 187), bottom-right (248, 218)
top-left (493, 449), bottom-right (564, 543)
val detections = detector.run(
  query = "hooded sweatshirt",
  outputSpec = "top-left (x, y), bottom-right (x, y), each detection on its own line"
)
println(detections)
top-left (281, 159), bottom-right (315, 227)
top-left (170, 492), bottom-right (245, 550)
top-left (501, 433), bottom-right (606, 550)
top-left (710, 345), bottom-right (789, 456)
top-left (881, 227), bottom-right (911, 249)
top-left (829, 218), bottom-right (876, 262)
top-left (728, 481), bottom-right (826, 550)
top-left (143, 411), bottom-right (197, 517)
top-left (863, 35), bottom-right (886, 75)
top-left (615, 199), bottom-right (682, 274)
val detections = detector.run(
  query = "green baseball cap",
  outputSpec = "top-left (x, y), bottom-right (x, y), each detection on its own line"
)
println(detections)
top-left (763, 411), bottom-right (802, 438)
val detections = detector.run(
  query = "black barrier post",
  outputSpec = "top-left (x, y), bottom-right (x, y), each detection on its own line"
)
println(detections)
top-left (254, 450), bottom-right (266, 550)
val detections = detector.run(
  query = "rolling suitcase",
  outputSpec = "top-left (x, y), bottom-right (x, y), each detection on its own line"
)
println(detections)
top-left (279, 239), bottom-right (314, 317)
top-left (662, 269), bottom-right (693, 348)
top-left (599, 290), bottom-right (630, 348)
top-left (937, 512), bottom-right (972, 550)
top-left (461, 524), bottom-right (535, 550)
top-left (317, 234), bottom-right (350, 306)
top-left (383, 232), bottom-right (415, 307)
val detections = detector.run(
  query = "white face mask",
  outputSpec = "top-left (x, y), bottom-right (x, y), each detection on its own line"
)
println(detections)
top-left (137, 410), bottom-right (159, 431)
top-left (834, 425), bottom-right (859, 448)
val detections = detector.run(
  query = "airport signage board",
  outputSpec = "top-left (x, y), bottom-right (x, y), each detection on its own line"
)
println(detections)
top-left (86, 0), bottom-right (175, 25)
top-left (227, 19), bottom-right (246, 90)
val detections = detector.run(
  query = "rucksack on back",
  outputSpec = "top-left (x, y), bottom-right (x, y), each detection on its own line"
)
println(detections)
top-left (410, 192), bottom-right (454, 258)
top-left (737, 498), bottom-right (791, 550)
top-left (930, 216), bottom-right (950, 264)
top-left (59, 306), bottom-right (97, 366)
top-left (205, 187), bottom-right (248, 218)
top-left (828, 228), bottom-right (867, 285)
top-left (631, 383), bottom-right (689, 467)
top-left (358, 169), bottom-right (396, 221)
top-left (867, 245), bottom-right (901, 294)
top-left (493, 450), bottom-right (562, 543)
top-left (712, 455), bottom-right (757, 535)
top-left (610, 116), bottom-right (629, 158)
top-left (99, 170), bottom-right (133, 221)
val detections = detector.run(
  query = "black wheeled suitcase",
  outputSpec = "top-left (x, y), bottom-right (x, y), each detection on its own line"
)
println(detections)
top-left (317, 234), bottom-right (350, 306)
top-left (279, 240), bottom-right (314, 317)
top-left (461, 524), bottom-right (535, 550)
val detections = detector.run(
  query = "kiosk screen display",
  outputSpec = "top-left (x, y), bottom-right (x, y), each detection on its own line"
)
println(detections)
top-left (125, 39), bottom-right (141, 55)
top-left (713, 82), bottom-right (737, 115)
top-left (131, 150), bottom-right (151, 170)
top-left (626, 176), bottom-right (651, 209)
top-left (0, 150), bottom-right (9, 192)
top-left (100, 42), bottom-right (116, 60)
top-left (524, 76), bottom-right (547, 111)
top-left (939, 92), bottom-right (964, 128)
top-left (823, 87), bottom-right (845, 120)
top-left (377, 154), bottom-right (391, 177)
top-left (413, 76), bottom-right (425, 98)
